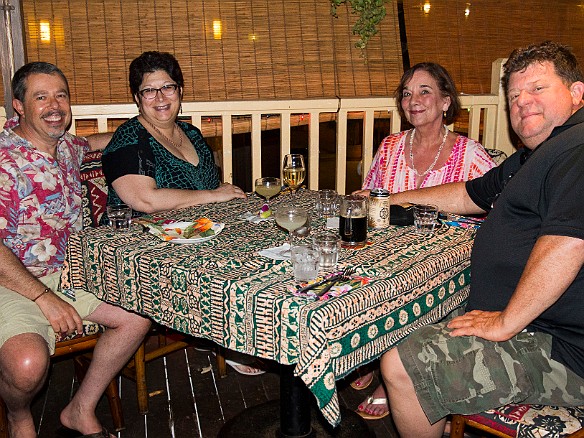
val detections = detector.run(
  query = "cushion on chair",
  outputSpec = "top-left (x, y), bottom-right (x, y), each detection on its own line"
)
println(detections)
top-left (56, 151), bottom-right (108, 344)
top-left (80, 150), bottom-right (108, 228)
top-left (464, 404), bottom-right (584, 437)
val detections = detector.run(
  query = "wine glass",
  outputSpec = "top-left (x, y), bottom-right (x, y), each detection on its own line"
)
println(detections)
top-left (275, 205), bottom-right (308, 256)
top-left (282, 154), bottom-right (306, 195)
top-left (255, 177), bottom-right (281, 210)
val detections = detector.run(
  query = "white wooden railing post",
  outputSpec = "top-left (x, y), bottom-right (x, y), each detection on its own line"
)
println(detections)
top-left (335, 108), bottom-right (348, 195)
top-left (491, 58), bottom-right (515, 156)
top-left (307, 111), bottom-right (320, 190)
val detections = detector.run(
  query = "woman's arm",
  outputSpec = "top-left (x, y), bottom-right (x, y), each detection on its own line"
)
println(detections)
top-left (112, 174), bottom-right (245, 213)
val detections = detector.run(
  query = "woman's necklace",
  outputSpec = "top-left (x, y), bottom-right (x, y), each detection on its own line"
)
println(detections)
top-left (144, 118), bottom-right (183, 150)
top-left (409, 125), bottom-right (449, 177)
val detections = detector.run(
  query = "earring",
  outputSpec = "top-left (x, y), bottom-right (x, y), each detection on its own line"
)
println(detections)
top-left (443, 110), bottom-right (447, 118)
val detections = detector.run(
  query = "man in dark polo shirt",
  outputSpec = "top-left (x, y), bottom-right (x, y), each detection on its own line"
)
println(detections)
top-left (380, 40), bottom-right (584, 438)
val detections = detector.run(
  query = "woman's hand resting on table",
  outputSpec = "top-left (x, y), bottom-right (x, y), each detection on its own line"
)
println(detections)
top-left (352, 189), bottom-right (370, 197)
top-left (213, 183), bottom-right (247, 202)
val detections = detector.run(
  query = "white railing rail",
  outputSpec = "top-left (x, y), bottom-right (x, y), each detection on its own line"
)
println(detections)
top-left (0, 60), bottom-right (513, 194)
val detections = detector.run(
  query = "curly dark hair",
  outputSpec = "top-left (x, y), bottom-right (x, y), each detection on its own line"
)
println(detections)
top-left (394, 62), bottom-right (461, 126)
top-left (502, 41), bottom-right (584, 96)
top-left (129, 51), bottom-right (184, 98)
top-left (12, 62), bottom-right (69, 102)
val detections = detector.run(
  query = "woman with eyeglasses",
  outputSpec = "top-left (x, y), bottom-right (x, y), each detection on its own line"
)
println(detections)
top-left (101, 51), bottom-right (245, 218)
top-left (101, 52), bottom-right (265, 376)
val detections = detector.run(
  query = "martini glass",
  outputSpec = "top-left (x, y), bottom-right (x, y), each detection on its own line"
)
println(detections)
top-left (275, 206), bottom-right (308, 256)
top-left (282, 154), bottom-right (306, 195)
top-left (255, 177), bottom-right (281, 209)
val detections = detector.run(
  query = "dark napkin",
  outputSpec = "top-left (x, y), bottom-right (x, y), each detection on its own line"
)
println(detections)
top-left (390, 204), bottom-right (414, 226)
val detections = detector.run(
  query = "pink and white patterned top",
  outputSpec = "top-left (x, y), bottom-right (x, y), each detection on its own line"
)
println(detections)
top-left (362, 131), bottom-right (496, 192)
top-left (0, 121), bottom-right (89, 277)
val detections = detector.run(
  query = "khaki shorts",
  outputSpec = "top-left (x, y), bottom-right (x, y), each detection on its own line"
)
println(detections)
top-left (0, 271), bottom-right (103, 355)
top-left (398, 312), bottom-right (584, 424)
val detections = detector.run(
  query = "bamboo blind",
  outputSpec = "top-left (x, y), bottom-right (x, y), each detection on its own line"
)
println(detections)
top-left (3, 1), bottom-right (582, 108)
top-left (19, 0), bottom-right (403, 105)
top-left (403, 0), bottom-right (584, 94)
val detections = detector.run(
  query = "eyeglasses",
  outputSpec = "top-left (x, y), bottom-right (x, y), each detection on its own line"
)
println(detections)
top-left (138, 84), bottom-right (179, 100)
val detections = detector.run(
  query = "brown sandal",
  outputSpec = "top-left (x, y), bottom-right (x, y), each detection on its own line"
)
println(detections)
top-left (350, 373), bottom-right (374, 391)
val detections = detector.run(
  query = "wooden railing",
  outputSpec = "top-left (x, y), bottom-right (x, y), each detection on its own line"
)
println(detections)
top-left (0, 60), bottom-right (513, 194)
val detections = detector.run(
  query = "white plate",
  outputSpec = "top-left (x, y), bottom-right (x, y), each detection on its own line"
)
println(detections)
top-left (149, 221), bottom-right (224, 244)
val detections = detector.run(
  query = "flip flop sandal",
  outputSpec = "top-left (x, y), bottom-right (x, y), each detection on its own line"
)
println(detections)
top-left (356, 396), bottom-right (389, 420)
top-left (350, 373), bottom-right (374, 391)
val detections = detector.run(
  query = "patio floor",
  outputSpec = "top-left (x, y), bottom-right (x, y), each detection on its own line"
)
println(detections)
top-left (31, 336), bottom-right (401, 437)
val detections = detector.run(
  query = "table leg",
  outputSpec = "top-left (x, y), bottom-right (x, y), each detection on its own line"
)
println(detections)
top-left (218, 364), bottom-right (372, 438)
top-left (279, 364), bottom-right (312, 437)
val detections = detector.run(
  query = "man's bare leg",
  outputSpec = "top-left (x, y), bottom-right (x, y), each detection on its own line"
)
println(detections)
top-left (381, 347), bottom-right (446, 438)
top-left (0, 333), bottom-right (50, 438)
top-left (60, 303), bottom-right (151, 435)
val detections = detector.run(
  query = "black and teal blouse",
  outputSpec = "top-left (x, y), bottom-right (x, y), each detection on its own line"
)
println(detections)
top-left (102, 117), bottom-right (220, 217)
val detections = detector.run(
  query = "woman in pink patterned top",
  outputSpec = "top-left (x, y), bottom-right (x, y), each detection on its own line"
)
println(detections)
top-left (359, 63), bottom-right (495, 195)
top-left (362, 130), bottom-right (495, 192)
top-left (354, 63), bottom-right (496, 421)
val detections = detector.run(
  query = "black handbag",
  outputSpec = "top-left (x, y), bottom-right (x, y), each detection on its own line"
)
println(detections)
top-left (390, 204), bottom-right (414, 226)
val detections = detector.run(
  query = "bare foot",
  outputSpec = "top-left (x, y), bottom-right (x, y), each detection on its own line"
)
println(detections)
top-left (60, 402), bottom-right (106, 436)
top-left (356, 384), bottom-right (389, 419)
top-left (7, 412), bottom-right (37, 438)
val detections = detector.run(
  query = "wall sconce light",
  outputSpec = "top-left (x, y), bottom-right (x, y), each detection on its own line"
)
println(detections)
top-left (423, 2), bottom-right (431, 14)
top-left (40, 21), bottom-right (51, 42)
top-left (213, 20), bottom-right (222, 40)
top-left (249, 34), bottom-right (257, 42)
top-left (465, 3), bottom-right (471, 17)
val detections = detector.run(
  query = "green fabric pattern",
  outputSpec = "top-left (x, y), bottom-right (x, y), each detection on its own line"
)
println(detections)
top-left (61, 190), bottom-right (473, 426)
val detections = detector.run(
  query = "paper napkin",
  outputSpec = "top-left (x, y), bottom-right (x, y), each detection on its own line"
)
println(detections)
top-left (258, 243), bottom-right (290, 261)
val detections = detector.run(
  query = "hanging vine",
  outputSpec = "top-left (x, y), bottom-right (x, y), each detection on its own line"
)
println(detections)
top-left (330, 0), bottom-right (389, 51)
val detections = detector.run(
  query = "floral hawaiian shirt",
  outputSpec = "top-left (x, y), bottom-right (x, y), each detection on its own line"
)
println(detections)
top-left (0, 120), bottom-right (89, 277)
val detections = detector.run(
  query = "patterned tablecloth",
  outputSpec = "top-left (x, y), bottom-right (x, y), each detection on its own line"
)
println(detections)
top-left (61, 190), bottom-right (474, 426)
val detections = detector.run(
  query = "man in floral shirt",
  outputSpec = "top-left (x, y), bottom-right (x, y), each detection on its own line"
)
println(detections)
top-left (0, 62), bottom-right (151, 438)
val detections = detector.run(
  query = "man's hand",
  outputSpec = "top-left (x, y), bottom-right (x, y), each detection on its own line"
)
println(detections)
top-left (35, 292), bottom-right (84, 335)
top-left (447, 309), bottom-right (518, 342)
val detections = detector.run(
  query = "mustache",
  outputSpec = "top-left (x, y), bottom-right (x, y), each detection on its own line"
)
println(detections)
top-left (42, 110), bottom-right (67, 120)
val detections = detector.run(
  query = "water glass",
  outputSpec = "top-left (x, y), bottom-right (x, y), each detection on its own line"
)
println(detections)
top-left (413, 204), bottom-right (439, 235)
top-left (313, 232), bottom-right (340, 271)
top-left (290, 244), bottom-right (320, 282)
top-left (107, 204), bottom-right (132, 231)
top-left (315, 189), bottom-right (339, 220)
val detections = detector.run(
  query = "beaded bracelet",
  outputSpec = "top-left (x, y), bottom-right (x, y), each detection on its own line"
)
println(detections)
top-left (32, 287), bottom-right (52, 302)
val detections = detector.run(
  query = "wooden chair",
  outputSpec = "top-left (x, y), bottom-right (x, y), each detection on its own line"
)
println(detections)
top-left (0, 325), bottom-right (124, 438)
top-left (450, 404), bottom-right (584, 438)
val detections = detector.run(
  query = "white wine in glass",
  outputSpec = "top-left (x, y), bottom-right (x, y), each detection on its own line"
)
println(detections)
top-left (282, 154), bottom-right (306, 194)
top-left (255, 177), bottom-right (281, 208)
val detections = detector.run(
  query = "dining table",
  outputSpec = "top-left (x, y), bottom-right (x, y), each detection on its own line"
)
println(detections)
top-left (61, 189), bottom-right (475, 435)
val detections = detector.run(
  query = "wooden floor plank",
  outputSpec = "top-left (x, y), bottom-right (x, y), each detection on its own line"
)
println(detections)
top-left (31, 345), bottom-right (400, 437)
